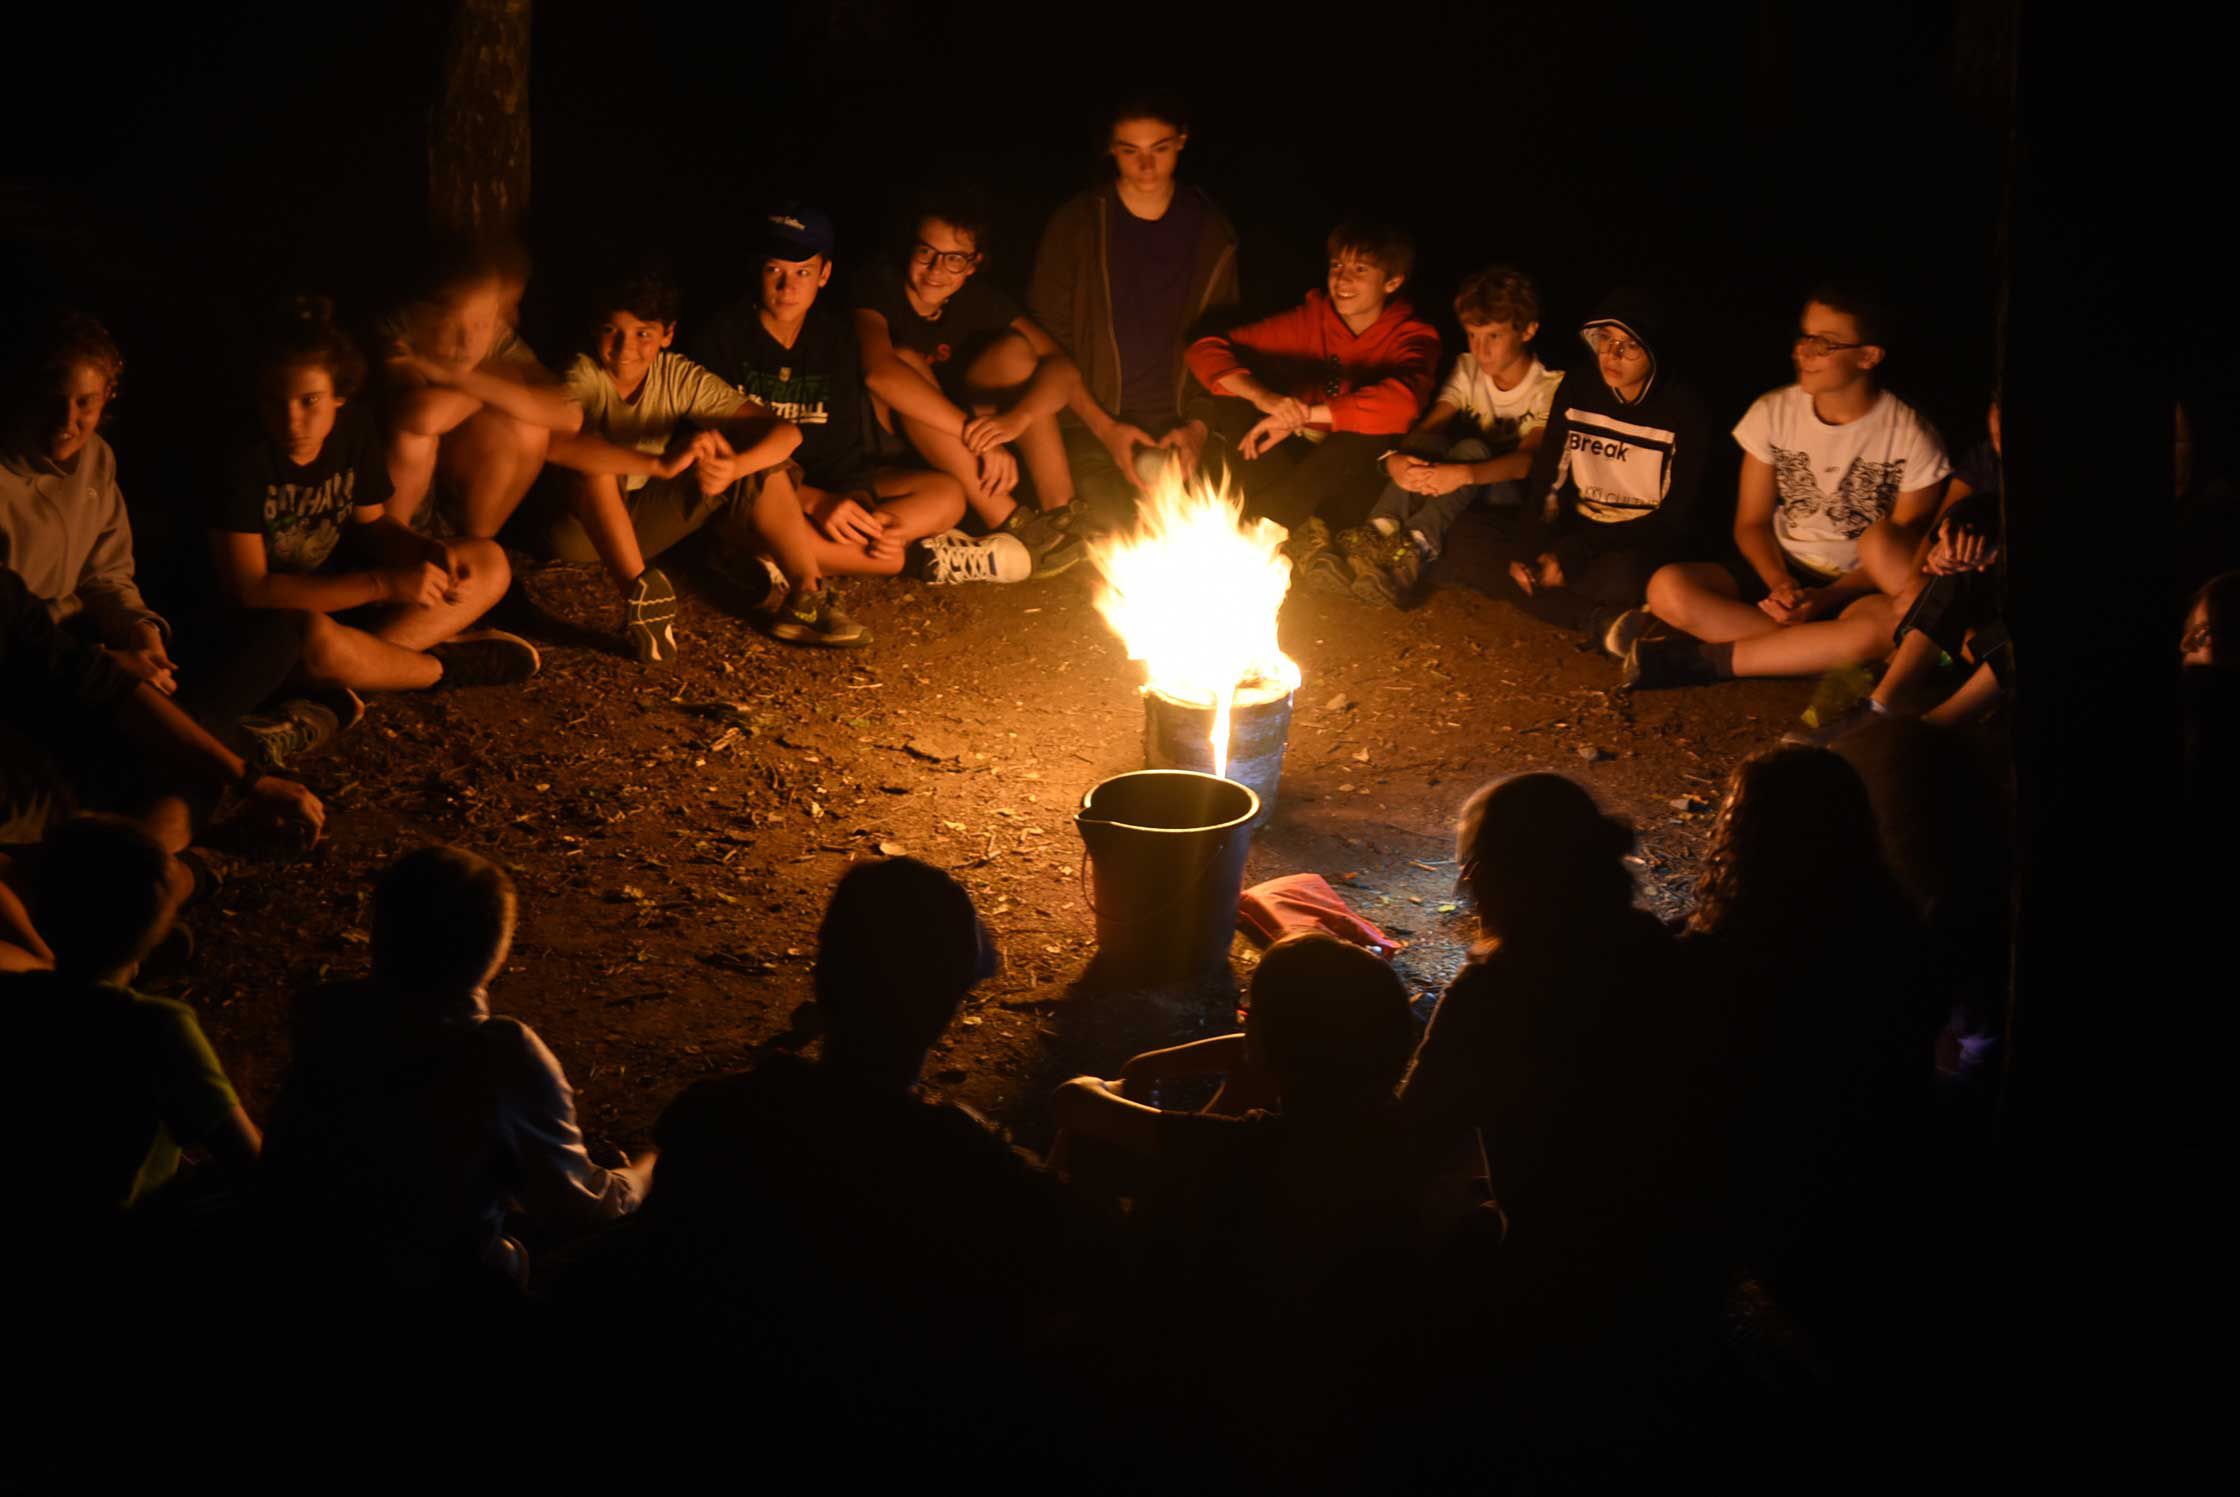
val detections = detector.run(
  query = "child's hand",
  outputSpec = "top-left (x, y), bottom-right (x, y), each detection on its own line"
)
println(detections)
top-left (695, 432), bottom-right (741, 496)
top-left (1160, 420), bottom-right (1208, 477)
top-left (976, 446), bottom-right (1019, 499)
top-left (106, 645), bottom-right (178, 695)
top-left (246, 775), bottom-right (326, 847)
top-left (817, 494), bottom-right (883, 548)
top-left (385, 562), bottom-right (455, 608)
top-left (1100, 421), bottom-right (1157, 490)
top-left (963, 410), bottom-right (1028, 453)
top-left (1758, 581), bottom-right (1824, 624)
top-left (1240, 409), bottom-right (1301, 460)
top-left (1423, 463), bottom-right (1473, 496)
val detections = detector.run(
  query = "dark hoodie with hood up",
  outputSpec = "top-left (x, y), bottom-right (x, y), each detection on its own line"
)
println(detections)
top-left (1520, 288), bottom-right (1711, 575)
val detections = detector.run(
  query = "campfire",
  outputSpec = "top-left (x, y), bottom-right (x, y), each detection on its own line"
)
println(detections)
top-left (1085, 463), bottom-right (1302, 806)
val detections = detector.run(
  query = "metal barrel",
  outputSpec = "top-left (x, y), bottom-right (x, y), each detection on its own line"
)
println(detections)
top-left (1142, 685), bottom-right (1294, 829)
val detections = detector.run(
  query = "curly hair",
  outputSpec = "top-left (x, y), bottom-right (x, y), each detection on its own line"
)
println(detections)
top-left (589, 254), bottom-right (682, 327)
top-left (1690, 746), bottom-right (1896, 936)
top-left (13, 308), bottom-right (125, 400)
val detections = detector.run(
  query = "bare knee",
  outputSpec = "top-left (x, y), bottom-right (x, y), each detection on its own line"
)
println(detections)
top-left (451, 538), bottom-right (512, 603)
top-left (296, 611), bottom-right (350, 684)
top-left (1645, 563), bottom-right (1692, 622)
top-left (965, 331), bottom-right (1037, 395)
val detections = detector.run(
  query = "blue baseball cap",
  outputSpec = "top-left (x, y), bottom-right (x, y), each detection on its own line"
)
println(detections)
top-left (755, 206), bottom-right (834, 263)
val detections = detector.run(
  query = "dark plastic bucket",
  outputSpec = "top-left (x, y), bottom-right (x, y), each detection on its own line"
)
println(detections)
top-left (1077, 770), bottom-right (1260, 982)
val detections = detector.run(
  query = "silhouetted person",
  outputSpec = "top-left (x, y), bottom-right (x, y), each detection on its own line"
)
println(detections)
top-left (554, 857), bottom-right (1106, 1461)
top-left (5, 814), bottom-right (259, 1231)
top-left (1399, 774), bottom-right (1728, 1355)
top-left (259, 846), bottom-right (650, 1297)
top-left (1683, 746), bottom-right (1941, 1362)
top-left (1052, 932), bottom-right (1436, 1484)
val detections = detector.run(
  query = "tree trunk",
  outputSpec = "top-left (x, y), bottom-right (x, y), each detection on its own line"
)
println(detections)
top-left (429, 0), bottom-right (532, 240)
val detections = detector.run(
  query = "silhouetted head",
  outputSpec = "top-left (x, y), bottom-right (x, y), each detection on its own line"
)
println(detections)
top-left (35, 815), bottom-right (187, 983)
top-left (814, 857), bottom-right (995, 1086)
top-left (1692, 746), bottom-right (1895, 937)
top-left (371, 846), bottom-right (517, 1003)
top-left (1455, 773), bottom-right (1637, 946)
top-left (1244, 932), bottom-right (1416, 1111)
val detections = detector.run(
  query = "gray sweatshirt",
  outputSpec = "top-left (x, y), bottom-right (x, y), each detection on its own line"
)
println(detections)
top-left (0, 433), bottom-right (167, 644)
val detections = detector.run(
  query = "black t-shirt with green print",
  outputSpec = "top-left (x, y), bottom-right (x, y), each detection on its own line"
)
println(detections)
top-left (215, 405), bottom-right (392, 575)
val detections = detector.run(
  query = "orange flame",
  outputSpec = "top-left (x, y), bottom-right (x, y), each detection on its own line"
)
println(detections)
top-left (1085, 462), bottom-right (1302, 778)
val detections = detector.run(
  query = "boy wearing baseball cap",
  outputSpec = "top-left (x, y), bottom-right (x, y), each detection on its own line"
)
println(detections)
top-left (695, 209), bottom-right (971, 645)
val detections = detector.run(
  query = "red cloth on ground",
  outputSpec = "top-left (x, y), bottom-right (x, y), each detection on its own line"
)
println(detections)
top-left (1239, 873), bottom-right (1404, 957)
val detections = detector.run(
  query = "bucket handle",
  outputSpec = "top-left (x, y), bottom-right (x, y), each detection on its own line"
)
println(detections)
top-left (1078, 838), bottom-right (1241, 923)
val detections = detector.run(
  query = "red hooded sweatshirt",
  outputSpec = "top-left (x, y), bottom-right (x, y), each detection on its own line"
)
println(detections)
top-left (1185, 290), bottom-right (1441, 437)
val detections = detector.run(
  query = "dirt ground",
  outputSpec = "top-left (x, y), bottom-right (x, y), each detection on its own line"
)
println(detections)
top-left (170, 524), bottom-right (1819, 1162)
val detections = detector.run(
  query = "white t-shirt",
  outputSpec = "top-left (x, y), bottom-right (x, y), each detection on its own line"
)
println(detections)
top-left (564, 351), bottom-right (747, 491)
top-left (1732, 385), bottom-right (1949, 577)
top-left (1435, 356), bottom-right (1563, 455)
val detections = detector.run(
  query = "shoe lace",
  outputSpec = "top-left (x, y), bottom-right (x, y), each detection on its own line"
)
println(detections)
top-left (936, 541), bottom-right (998, 583)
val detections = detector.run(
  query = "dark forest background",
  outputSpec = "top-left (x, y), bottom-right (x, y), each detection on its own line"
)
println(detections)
top-left (4, 4), bottom-right (2089, 509)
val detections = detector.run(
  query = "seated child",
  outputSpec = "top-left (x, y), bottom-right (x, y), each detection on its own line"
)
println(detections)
top-left (694, 208), bottom-right (976, 641)
top-left (1789, 397), bottom-right (2010, 743)
top-left (540, 257), bottom-right (803, 660)
top-left (198, 298), bottom-right (537, 753)
top-left (0, 310), bottom-right (176, 693)
top-left (1487, 288), bottom-right (1710, 653)
top-left (557, 858), bottom-right (1086, 1377)
top-left (1, 564), bottom-right (325, 853)
top-left (853, 192), bottom-right (1100, 579)
top-left (260, 845), bottom-right (652, 1291)
top-left (1028, 92), bottom-right (1241, 521)
top-left (1182, 220), bottom-right (1441, 551)
top-left (1628, 285), bottom-right (1951, 688)
top-left (1314, 264), bottom-right (1563, 608)
top-left (3, 814), bottom-right (261, 1228)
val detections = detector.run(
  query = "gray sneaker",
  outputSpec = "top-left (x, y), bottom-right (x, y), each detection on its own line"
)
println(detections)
top-left (1781, 697), bottom-right (1887, 747)
top-left (622, 564), bottom-right (680, 665)
top-left (239, 698), bottom-right (340, 771)
top-left (919, 530), bottom-right (1032, 585)
top-left (766, 586), bottom-right (873, 648)
top-left (1351, 540), bottom-right (1425, 609)
top-left (1002, 504), bottom-right (1087, 578)
top-left (431, 629), bottom-right (542, 687)
top-left (1599, 606), bottom-right (1657, 661)
top-left (1301, 548), bottom-right (1357, 597)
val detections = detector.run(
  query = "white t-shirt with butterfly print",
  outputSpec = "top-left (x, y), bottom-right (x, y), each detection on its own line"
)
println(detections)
top-left (1732, 385), bottom-right (1949, 578)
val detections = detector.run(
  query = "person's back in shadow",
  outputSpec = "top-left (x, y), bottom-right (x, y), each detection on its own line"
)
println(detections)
top-left (1399, 775), bottom-right (1731, 1362)
top-left (1050, 933), bottom-right (1437, 1477)
top-left (1683, 746), bottom-right (1943, 1365)
top-left (256, 846), bottom-right (649, 1318)
top-left (554, 857), bottom-right (1114, 1462)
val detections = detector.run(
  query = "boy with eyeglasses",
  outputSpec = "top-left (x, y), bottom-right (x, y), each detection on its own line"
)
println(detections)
top-left (852, 195), bottom-right (1098, 581)
top-left (1181, 219), bottom-right (1440, 561)
top-left (1626, 285), bottom-right (1950, 689)
top-left (1496, 289), bottom-right (1710, 653)
top-left (694, 208), bottom-right (970, 643)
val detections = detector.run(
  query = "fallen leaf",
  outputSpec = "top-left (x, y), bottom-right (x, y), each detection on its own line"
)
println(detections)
top-left (877, 841), bottom-right (907, 856)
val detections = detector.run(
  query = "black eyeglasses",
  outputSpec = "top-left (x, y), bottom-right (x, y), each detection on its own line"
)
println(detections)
top-left (910, 243), bottom-right (979, 273)
top-left (1794, 331), bottom-right (1866, 357)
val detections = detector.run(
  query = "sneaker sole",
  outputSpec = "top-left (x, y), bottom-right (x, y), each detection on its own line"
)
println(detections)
top-left (766, 620), bottom-right (874, 649)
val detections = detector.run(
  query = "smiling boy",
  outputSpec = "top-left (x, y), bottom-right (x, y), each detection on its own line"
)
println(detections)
top-left (1628, 285), bottom-right (1949, 688)
top-left (541, 258), bottom-right (803, 661)
top-left (694, 208), bottom-right (972, 640)
top-left (1181, 220), bottom-right (1441, 552)
top-left (852, 195), bottom-right (1093, 579)
top-left (1319, 265), bottom-right (1563, 607)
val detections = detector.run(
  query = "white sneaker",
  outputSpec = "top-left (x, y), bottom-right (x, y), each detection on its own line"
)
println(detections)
top-left (920, 530), bottom-right (1030, 585)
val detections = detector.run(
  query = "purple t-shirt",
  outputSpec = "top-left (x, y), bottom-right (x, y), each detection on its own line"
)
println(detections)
top-left (1108, 191), bottom-right (1204, 427)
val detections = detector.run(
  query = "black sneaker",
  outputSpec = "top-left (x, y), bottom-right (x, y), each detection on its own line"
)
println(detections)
top-left (1333, 524), bottom-right (1386, 561)
top-left (1620, 632), bottom-right (1719, 691)
top-left (1352, 539), bottom-right (1425, 609)
top-left (1284, 516), bottom-right (1333, 570)
top-left (1301, 548), bottom-right (1356, 597)
top-left (1599, 606), bottom-right (1657, 661)
top-left (239, 698), bottom-right (341, 771)
top-left (305, 686), bottom-right (367, 734)
top-left (766, 586), bottom-right (873, 648)
top-left (1002, 504), bottom-right (1088, 578)
top-left (703, 548), bottom-right (785, 616)
top-left (623, 564), bottom-right (680, 664)
top-left (431, 630), bottom-right (542, 687)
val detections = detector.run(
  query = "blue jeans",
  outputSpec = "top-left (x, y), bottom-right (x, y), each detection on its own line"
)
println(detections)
top-left (1366, 437), bottom-right (1524, 557)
